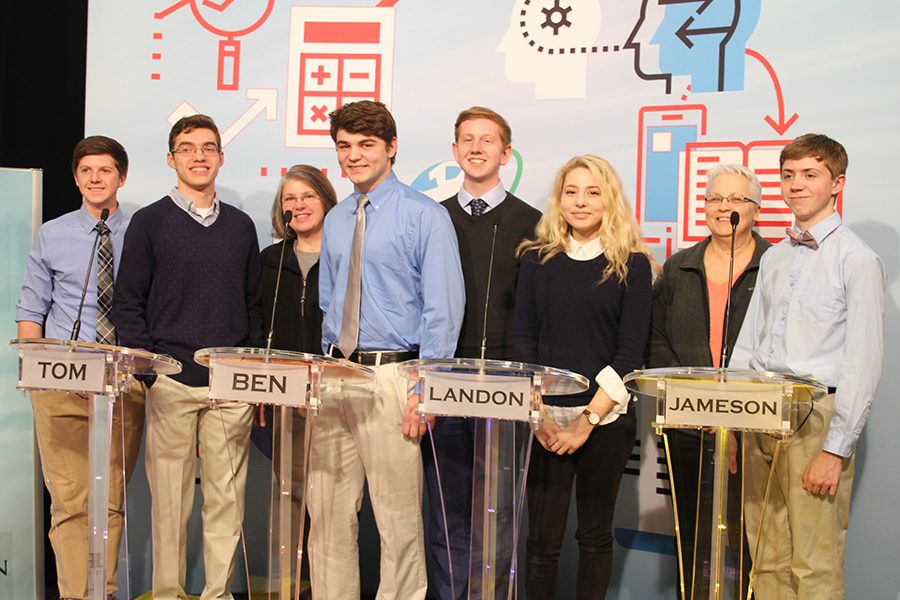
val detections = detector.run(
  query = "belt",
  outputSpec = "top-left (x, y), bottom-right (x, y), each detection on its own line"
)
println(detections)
top-left (329, 345), bottom-right (418, 366)
top-left (827, 387), bottom-right (837, 394)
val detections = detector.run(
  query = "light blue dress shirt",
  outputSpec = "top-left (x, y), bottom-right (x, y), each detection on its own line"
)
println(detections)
top-left (456, 181), bottom-right (507, 214)
top-left (16, 204), bottom-right (130, 341)
top-left (320, 172), bottom-right (465, 358)
top-left (730, 212), bottom-right (885, 456)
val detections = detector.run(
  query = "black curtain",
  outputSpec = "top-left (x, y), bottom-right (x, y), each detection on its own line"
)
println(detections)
top-left (1, 1), bottom-right (88, 222)
top-left (1, 3), bottom-right (88, 597)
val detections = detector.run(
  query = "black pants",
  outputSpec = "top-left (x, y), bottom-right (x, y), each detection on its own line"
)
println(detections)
top-left (525, 405), bottom-right (635, 600)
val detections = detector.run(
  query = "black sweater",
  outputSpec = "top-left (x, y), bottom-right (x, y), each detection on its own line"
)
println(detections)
top-left (512, 250), bottom-right (652, 406)
top-left (113, 196), bottom-right (263, 386)
top-left (441, 194), bottom-right (541, 359)
top-left (260, 241), bottom-right (321, 354)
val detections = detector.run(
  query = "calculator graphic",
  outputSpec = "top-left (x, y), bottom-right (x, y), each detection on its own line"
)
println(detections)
top-left (285, 6), bottom-right (396, 148)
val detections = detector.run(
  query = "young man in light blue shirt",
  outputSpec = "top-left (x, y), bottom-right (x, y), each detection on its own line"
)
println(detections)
top-left (730, 134), bottom-right (885, 599)
top-left (16, 136), bottom-right (145, 600)
top-left (311, 100), bottom-right (465, 599)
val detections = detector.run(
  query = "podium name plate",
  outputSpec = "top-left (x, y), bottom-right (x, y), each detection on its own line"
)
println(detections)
top-left (423, 370), bottom-right (531, 421)
top-left (19, 348), bottom-right (106, 393)
top-left (209, 358), bottom-right (309, 407)
top-left (663, 379), bottom-right (785, 430)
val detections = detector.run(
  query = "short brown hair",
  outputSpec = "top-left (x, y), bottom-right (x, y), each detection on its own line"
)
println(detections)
top-left (72, 136), bottom-right (128, 177)
top-left (271, 165), bottom-right (338, 239)
top-left (168, 114), bottom-right (221, 152)
top-left (329, 101), bottom-right (397, 164)
top-left (780, 133), bottom-right (848, 178)
top-left (454, 106), bottom-right (512, 147)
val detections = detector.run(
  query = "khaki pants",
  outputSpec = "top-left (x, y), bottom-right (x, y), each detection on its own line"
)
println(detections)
top-left (307, 362), bottom-right (427, 600)
top-left (31, 384), bottom-right (146, 599)
top-left (145, 375), bottom-right (252, 600)
top-left (744, 394), bottom-right (854, 600)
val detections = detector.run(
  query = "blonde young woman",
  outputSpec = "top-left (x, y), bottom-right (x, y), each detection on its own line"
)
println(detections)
top-left (513, 155), bottom-right (653, 599)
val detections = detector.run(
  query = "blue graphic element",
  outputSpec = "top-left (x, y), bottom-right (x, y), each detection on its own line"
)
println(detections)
top-left (644, 125), bottom-right (699, 221)
top-left (627, 0), bottom-right (761, 93)
top-left (615, 527), bottom-right (677, 555)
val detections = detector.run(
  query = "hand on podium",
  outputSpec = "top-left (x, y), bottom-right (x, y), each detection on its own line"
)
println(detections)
top-left (402, 393), bottom-right (434, 439)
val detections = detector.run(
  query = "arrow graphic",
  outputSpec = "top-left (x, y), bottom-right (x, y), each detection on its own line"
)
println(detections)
top-left (746, 48), bottom-right (799, 136)
top-left (675, 17), bottom-right (731, 49)
top-left (220, 88), bottom-right (277, 147)
top-left (166, 100), bottom-right (200, 126)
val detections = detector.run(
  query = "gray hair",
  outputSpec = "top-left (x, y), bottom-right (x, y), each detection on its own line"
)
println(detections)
top-left (706, 163), bottom-right (762, 204)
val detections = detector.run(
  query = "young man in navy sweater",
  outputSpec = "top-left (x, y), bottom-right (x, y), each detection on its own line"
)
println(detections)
top-left (114, 114), bottom-right (263, 600)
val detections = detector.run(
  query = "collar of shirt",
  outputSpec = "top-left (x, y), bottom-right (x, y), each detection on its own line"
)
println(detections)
top-left (797, 211), bottom-right (842, 247)
top-left (76, 202), bottom-right (127, 234)
top-left (169, 186), bottom-right (220, 226)
top-left (565, 235), bottom-right (604, 261)
top-left (351, 171), bottom-right (402, 214)
top-left (457, 181), bottom-right (506, 214)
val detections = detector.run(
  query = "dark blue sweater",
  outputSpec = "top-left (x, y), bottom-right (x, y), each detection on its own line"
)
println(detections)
top-left (113, 196), bottom-right (263, 386)
top-left (512, 250), bottom-right (652, 407)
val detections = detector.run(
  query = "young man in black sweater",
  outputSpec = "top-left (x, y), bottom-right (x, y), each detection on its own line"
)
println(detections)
top-left (113, 114), bottom-right (263, 600)
top-left (423, 106), bottom-right (541, 599)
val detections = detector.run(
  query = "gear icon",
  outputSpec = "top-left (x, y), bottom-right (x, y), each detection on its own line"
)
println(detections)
top-left (541, 0), bottom-right (573, 36)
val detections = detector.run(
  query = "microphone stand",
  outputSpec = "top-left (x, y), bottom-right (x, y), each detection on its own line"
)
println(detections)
top-left (71, 207), bottom-right (110, 341)
top-left (265, 210), bottom-right (295, 358)
top-left (718, 211), bottom-right (740, 381)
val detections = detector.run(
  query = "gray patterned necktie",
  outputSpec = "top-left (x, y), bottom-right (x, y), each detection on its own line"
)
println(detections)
top-left (338, 194), bottom-right (369, 358)
top-left (95, 222), bottom-right (116, 344)
top-left (470, 197), bottom-right (489, 217)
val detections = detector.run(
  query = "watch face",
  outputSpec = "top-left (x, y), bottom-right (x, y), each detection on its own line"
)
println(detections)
top-left (587, 411), bottom-right (601, 426)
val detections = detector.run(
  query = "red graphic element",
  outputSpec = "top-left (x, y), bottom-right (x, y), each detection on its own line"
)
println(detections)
top-left (154, 0), bottom-right (275, 91)
top-left (151, 73), bottom-right (161, 80)
top-left (745, 48), bottom-right (799, 136)
top-left (296, 53), bottom-right (382, 136)
top-left (680, 84), bottom-right (692, 102)
top-left (152, 53), bottom-right (162, 60)
top-left (376, 0), bottom-right (399, 5)
top-left (153, 32), bottom-right (163, 40)
top-left (304, 21), bottom-right (381, 43)
top-left (202, 0), bottom-right (234, 10)
top-left (260, 167), bottom-right (268, 177)
top-left (311, 65), bottom-right (332, 85)
top-left (635, 104), bottom-right (708, 223)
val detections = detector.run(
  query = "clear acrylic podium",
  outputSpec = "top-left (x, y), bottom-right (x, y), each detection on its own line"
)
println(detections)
top-left (623, 367), bottom-right (827, 600)
top-left (11, 337), bottom-right (181, 600)
top-left (194, 346), bottom-right (374, 600)
top-left (398, 358), bottom-right (588, 600)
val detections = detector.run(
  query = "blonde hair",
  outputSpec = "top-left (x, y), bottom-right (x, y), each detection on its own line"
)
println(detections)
top-left (518, 154), bottom-right (653, 283)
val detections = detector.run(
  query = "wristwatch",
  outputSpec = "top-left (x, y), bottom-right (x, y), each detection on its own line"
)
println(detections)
top-left (583, 409), bottom-right (601, 426)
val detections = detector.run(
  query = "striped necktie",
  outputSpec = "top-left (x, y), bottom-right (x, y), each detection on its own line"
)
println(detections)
top-left (95, 222), bottom-right (116, 344)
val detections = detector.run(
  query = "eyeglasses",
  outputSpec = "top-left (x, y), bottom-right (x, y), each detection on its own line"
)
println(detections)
top-left (705, 194), bottom-right (756, 206)
top-left (171, 143), bottom-right (220, 156)
top-left (282, 192), bottom-right (320, 205)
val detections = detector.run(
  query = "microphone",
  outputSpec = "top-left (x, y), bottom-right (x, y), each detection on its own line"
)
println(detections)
top-left (479, 223), bottom-right (499, 361)
top-left (265, 210), bottom-right (294, 354)
top-left (719, 211), bottom-right (739, 370)
top-left (70, 207), bottom-right (110, 341)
